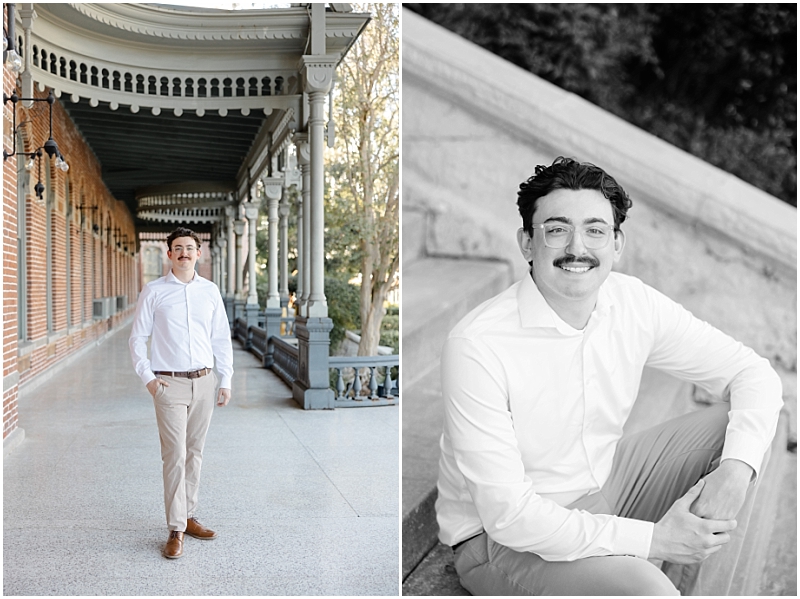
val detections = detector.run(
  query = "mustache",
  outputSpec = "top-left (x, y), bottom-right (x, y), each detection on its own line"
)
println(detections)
top-left (553, 255), bottom-right (599, 268)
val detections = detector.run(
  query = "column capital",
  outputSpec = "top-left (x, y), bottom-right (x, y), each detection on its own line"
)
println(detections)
top-left (225, 205), bottom-right (236, 219)
top-left (261, 177), bottom-right (284, 201)
top-left (299, 54), bottom-right (338, 94)
top-left (244, 203), bottom-right (260, 221)
top-left (279, 196), bottom-right (291, 218)
top-left (233, 219), bottom-right (246, 237)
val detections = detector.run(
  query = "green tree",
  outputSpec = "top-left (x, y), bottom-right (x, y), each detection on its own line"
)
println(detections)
top-left (407, 3), bottom-right (796, 206)
top-left (326, 3), bottom-right (399, 355)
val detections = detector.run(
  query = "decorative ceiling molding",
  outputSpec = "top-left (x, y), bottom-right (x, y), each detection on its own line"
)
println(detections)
top-left (69, 4), bottom-right (309, 42)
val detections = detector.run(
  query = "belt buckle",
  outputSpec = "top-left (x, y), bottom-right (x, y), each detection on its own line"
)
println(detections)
top-left (188, 370), bottom-right (200, 379)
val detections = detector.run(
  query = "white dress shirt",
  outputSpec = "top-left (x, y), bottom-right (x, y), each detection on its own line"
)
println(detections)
top-left (436, 271), bottom-right (782, 562)
top-left (129, 270), bottom-right (234, 389)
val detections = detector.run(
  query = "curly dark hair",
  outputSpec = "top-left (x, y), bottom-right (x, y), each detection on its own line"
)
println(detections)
top-left (517, 157), bottom-right (633, 235)
top-left (166, 227), bottom-right (201, 252)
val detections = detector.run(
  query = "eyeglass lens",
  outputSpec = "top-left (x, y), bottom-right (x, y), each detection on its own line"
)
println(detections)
top-left (543, 225), bottom-right (611, 249)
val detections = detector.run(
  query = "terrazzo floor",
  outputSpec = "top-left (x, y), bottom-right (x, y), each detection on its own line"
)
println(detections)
top-left (4, 324), bottom-right (400, 596)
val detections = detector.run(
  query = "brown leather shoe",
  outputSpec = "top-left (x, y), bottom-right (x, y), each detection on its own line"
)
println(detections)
top-left (185, 516), bottom-right (217, 540)
top-left (163, 531), bottom-right (184, 559)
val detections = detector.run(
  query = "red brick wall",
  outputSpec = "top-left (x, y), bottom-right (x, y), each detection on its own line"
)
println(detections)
top-left (3, 61), bottom-right (20, 439)
top-left (3, 71), bottom-right (139, 439)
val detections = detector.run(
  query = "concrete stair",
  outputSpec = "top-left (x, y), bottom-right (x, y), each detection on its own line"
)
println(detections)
top-left (402, 256), bottom-right (513, 580)
top-left (402, 277), bottom-right (795, 595)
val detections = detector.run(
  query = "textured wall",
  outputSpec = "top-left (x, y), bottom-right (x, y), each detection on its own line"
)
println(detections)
top-left (403, 10), bottom-right (796, 383)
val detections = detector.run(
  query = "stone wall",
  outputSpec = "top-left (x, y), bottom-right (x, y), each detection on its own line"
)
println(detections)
top-left (403, 10), bottom-right (796, 385)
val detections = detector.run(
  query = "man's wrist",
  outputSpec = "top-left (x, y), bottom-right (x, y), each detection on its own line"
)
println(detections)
top-left (718, 458), bottom-right (755, 483)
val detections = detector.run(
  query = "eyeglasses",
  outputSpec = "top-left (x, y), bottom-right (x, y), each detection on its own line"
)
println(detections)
top-left (172, 246), bottom-right (197, 254)
top-left (531, 222), bottom-right (616, 250)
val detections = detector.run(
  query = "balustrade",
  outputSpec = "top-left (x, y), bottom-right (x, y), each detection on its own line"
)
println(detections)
top-left (329, 355), bottom-right (399, 407)
top-left (270, 335), bottom-right (299, 387)
top-left (33, 44), bottom-right (293, 100)
top-left (229, 314), bottom-right (397, 409)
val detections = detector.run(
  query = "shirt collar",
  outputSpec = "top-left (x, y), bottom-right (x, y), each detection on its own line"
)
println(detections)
top-left (517, 271), bottom-right (615, 333)
top-left (166, 269), bottom-right (197, 285)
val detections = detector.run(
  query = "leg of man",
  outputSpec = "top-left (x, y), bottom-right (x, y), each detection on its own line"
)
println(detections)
top-left (455, 531), bottom-right (679, 596)
top-left (453, 403), bottom-right (747, 595)
top-left (601, 402), bottom-right (763, 595)
top-left (152, 376), bottom-right (193, 531)
top-left (453, 465), bottom-right (679, 595)
top-left (184, 370), bottom-right (217, 522)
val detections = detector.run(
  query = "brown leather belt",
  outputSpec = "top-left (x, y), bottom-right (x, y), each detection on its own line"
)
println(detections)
top-left (153, 368), bottom-right (211, 379)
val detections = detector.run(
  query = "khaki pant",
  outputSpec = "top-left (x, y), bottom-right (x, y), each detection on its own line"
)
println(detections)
top-left (152, 371), bottom-right (218, 531)
top-left (454, 403), bottom-right (764, 595)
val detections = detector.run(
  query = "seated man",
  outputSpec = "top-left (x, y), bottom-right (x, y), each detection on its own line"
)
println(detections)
top-left (436, 157), bottom-right (783, 596)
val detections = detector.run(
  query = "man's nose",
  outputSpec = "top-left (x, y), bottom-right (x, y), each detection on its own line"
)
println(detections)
top-left (565, 229), bottom-right (588, 255)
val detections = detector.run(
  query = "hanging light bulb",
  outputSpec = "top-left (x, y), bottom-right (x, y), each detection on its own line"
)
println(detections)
top-left (24, 154), bottom-right (35, 171)
top-left (5, 48), bottom-right (22, 73)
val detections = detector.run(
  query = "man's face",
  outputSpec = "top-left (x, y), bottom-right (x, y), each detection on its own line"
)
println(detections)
top-left (167, 236), bottom-right (201, 275)
top-left (517, 188), bottom-right (625, 305)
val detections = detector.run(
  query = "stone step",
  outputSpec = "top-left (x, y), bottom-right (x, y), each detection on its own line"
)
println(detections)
top-left (402, 257), bottom-right (513, 580)
top-left (403, 257), bottom-right (513, 390)
top-left (404, 414), bottom-right (793, 596)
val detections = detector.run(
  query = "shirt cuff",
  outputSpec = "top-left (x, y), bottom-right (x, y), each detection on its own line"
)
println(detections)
top-left (612, 517), bottom-right (653, 559)
top-left (140, 371), bottom-right (156, 386)
top-left (720, 430), bottom-right (769, 481)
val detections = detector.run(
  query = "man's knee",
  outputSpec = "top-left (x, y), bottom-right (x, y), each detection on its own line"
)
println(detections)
top-left (613, 557), bottom-right (680, 596)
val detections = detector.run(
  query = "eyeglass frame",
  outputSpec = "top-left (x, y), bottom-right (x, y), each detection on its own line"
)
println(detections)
top-left (529, 221), bottom-right (620, 250)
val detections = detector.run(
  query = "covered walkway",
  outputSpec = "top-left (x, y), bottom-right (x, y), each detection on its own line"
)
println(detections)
top-left (3, 323), bottom-right (398, 595)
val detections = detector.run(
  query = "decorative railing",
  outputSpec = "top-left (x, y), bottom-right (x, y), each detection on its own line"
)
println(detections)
top-left (234, 317), bottom-right (250, 347)
top-left (229, 314), bottom-right (397, 409)
top-left (329, 355), bottom-right (399, 408)
top-left (281, 316), bottom-right (295, 337)
top-left (271, 336), bottom-right (299, 387)
top-left (254, 313), bottom-right (295, 337)
top-left (250, 325), bottom-right (268, 364)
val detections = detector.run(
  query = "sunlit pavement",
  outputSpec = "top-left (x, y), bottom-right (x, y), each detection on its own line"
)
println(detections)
top-left (4, 323), bottom-right (399, 596)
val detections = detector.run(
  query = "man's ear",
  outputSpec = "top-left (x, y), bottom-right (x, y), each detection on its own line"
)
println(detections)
top-left (612, 229), bottom-right (626, 263)
top-left (516, 227), bottom-right (534, 263)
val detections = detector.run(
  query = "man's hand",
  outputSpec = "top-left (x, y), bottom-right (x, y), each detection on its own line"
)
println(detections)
top-left (217, 387), bottom-right (231, 406)
top-left (146, 378), bottom-right (170, 397)
top-left (691, 459), bottom-right (753, 520)
top-left (649, 479), bottom-right (737, 564)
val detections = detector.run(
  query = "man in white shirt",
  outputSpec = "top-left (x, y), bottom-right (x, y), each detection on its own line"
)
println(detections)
top-left (437, 157), bottom-right (783, 595)
top-left (130, 227), bottom-right (234, 559)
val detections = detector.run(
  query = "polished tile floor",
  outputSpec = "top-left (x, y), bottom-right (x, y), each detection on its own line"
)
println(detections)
top-left (4, 324), bottom-right (399, 596)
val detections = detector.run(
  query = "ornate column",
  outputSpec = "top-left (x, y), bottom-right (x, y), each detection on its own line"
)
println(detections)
top-left (216, 229), bottom-right (227, 293)
top-left (18, 5), bottom-right (36, 104)
top-left (279, 175), bottom-right (292, 308)
top-left (260, 176), bottom-right (284, 362)
top-left (211, 239), bottom-right (219, 289)
top-left (293, 53), bottom-right (338, 409)
top-left (233, 215), bottom-right (246, 323)
top-left (224, 204), bottom-right (236, 328)
top-left (244, 202), bottom-right (260, 327)
top-left (294, 134), bottom-right (310, 317)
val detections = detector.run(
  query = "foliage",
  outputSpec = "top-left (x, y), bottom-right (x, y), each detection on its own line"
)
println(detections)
top-left (324, 276), bottom-right (361, 350)
top-left (406, 3), bottom-right (796, 205)
top-left (325, 2), bottom-right (400, 354)
top-left (380, 307), bottom-right (399, 354)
